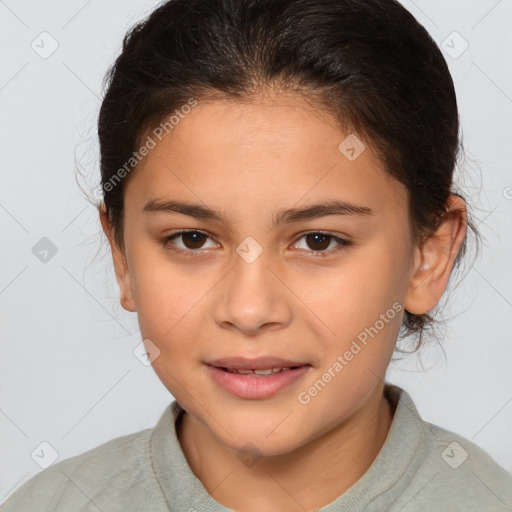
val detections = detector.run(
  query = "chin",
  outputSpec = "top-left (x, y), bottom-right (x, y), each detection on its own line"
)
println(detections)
top-left (211, 422), bottom-right (306, 458)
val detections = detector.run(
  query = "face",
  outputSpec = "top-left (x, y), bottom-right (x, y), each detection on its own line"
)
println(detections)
top-left (105, 93), bottom-right (427, 456)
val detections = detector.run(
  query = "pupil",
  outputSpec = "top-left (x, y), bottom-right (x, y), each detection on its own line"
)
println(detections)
top-left (184, 232), bottom-right (204, 249)
top-left (307, 233), bottom-right (330, 251)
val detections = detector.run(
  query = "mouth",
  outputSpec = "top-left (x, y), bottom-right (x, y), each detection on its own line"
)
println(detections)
top-left (206, 356), bottom-right (311, 373)
top-left (214, 366), bottom-right (305, 376)
top-left (205, 357), bottom-right (312, 399)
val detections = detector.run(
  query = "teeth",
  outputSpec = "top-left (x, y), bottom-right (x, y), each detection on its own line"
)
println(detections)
top-left (226, 367), bottom-right (294, 375)
top-left (253, 369), bottom-right (274, 375)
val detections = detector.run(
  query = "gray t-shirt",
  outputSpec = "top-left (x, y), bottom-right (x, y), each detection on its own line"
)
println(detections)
top-left (1, 384), bottom-right (511, 511)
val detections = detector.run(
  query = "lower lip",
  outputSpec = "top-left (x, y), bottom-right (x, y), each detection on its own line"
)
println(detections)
top-left (206, 365), bottom-right (311, 399)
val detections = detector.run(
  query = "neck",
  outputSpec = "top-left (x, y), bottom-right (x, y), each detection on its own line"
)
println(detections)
top-left (176, 384), bottom-right (394, 512)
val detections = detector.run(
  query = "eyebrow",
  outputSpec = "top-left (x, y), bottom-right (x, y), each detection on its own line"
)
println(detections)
top-left (143, 199), bottom-right (375, 225)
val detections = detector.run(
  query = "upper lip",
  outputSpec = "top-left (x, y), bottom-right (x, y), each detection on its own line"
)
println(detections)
top-left (206, 357), bottom-right (310, 371)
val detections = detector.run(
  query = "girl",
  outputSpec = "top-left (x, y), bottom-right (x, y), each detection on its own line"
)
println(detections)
top-left (3, 0), bottom-right (511, 510)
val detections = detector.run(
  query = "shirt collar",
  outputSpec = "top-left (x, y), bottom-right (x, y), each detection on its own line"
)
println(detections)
top-left (150, 383), bottom-right (431, 511)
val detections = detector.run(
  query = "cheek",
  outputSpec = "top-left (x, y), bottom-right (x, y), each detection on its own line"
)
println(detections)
top-left (128, 264), bottom-right (212, 381)
top-left (128, 252), bottom-right (194, 342)
top-left (309, 247), bottom-right (405, 362)
top-left (317, 246), bottom-right (404, 315)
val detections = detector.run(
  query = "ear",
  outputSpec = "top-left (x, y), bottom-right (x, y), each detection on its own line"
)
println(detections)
top-left (404, 195), bottom-right (467, 315)
top-left (99, 203), bottom-right (137, 313)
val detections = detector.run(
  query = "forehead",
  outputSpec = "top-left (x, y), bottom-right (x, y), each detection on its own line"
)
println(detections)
top-left (168, 94), bottom-right (345, 155)
top-left (124, 94), bottom-right (408, 220)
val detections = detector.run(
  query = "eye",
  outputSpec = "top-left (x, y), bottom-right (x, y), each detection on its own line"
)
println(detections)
top-left (161, 230), bottom-right (351, 257)
top-left (293, 232), bottom-right (352, 256)
top-left (162, 230), bottom-right (218, 255)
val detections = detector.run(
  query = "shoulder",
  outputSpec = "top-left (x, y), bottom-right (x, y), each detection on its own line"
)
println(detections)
top-left (0, 427), bottom-right (167, 512)
top-left (375, 386), bottom-right (512, 511)
top-left (404, 419), bottom-right (512, 511)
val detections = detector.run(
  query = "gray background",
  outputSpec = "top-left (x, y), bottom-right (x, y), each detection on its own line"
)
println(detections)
top-left (1, 0), bottom-right (511, 503)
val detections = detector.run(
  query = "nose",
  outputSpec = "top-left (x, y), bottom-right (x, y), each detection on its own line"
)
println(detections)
top-left (213, 248), bottom-right (293, 336)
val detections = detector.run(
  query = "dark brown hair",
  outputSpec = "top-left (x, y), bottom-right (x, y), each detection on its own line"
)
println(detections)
top-left (97, 0), bottom-right (479, 349)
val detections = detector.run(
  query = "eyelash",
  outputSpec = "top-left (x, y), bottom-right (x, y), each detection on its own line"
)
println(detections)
top-left (160, 230), bottom-right (352, 258)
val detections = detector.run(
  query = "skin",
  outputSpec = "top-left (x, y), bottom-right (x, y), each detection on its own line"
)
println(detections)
top-left (100, 92), bottom-right (467, 511)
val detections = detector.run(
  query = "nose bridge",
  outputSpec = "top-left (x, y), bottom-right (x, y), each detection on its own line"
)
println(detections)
top-left (214, 236), bottom-right (291, 333)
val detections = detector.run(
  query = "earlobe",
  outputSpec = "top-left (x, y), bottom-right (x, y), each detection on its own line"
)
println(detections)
top-left (114, 250), bottom-right (137, 313)
top-left (98, 203), bottom-right (137, 313)
top-left (404, 195), bottom-right (467, 315)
